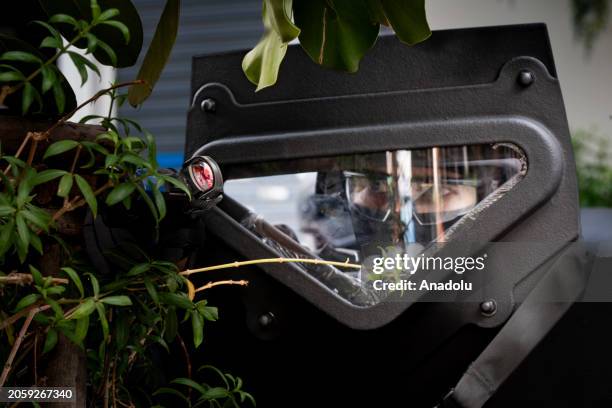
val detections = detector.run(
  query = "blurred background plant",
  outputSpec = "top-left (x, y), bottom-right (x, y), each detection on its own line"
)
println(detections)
top-left (572, 128), bottom-right (612, 207)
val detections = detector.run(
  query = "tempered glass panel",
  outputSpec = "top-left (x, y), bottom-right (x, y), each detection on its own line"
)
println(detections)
top-left (223, 144), bottom-right (526, 306)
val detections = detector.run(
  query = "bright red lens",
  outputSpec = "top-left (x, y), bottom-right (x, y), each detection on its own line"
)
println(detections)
top-left (191, 162), bottom-right (214, 191)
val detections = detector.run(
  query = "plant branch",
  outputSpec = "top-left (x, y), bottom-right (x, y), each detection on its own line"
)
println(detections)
top-left (0, 304), bottom-right (50, 332)
top-left (194, 280), bottom-right (249, 293)
top-left (180, 257), bottom-right (362, 276)
top-left (3, 132), bottom-right (32, 175)
top-left (51, 180), bottom-right (112, 223)
top-left (0, 273), bottom-right (68, 286)
top-left (46, 80), bottom-right (145, 137)
top-left (0, 307), bottom-right (37, 386)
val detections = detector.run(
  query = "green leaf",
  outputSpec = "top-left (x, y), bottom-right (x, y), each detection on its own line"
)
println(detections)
top-left (42, 329), bottom-right (58, 354)
top-left (52, 81), bottom-right (66, 113)
top-left (75, 175), bottom-right (97, 217)
top-left (145, 131), bottom-right (158, 167)
top-left (198, 304), bottom-right (218, 322)
top-left (152, 183), bottom-right (166, 220)
top-left (191, 310), bottom-right (204, 348)
top-left (0, 71), bottom-right (24, 82)
top-left (40, 0), bottom-right (143, 68)
top-left (0, 51), bottom-right (42, 64)
top-left (96, 39), bottom-right (117, 66)
top-left (22, 82), bottom-right (37, 115)
top-left (127, 262), bottom-right (150, 276)
top-left (68, 298), bottom-right (96, 320)
top-left (144, 276), bottom-right (159, 305)
top-left (0, 205), bottom-right (15, 216)
top-left (57, 173), bottom-right (74, 198)
top-left (242, 0), bottom-right (300, 91)
top-left (105, 182), bottom-right (135, 206)
top-left (14, 293), bottom-right (40, 311)
top-left (30, 232), bottom-right (43, 254)
top-left (200, 387), bottom-right (230, 401)
top-left (17, 167), bottom-right (35, 207)
top-left (85, 33), bottom-right (98, 53)
top-left (0, 219), bottom-right (15, 258)
top-left (101, 20), bottom-right (130, 44)
top-left (15, 212), bottom-right (30, 250)
top-left (97, 8), bottom-right (120, 22)
top-left (128, 0), bottom-right (180, 106)
top-left (163, 306), bottom-right (178, 342)
top-left (294, 0), bottom-right (379, 72)
top-left (41, 66), bottom-right (57, 93)
top-left (68, 52), bottom-right (102, 85)
top-left (40, 36), bottom-right (63, 50)
top-left (68, 53), bottom-right (89, 85)
top-left (160, 175), bottom-right (191, 199)
top-left (61, 267), bottom-right (84, 298)
top-left (44, 140), bottom-right (79, 159)
top-left (377, 0), bottom-right (431, 45)
top-left (85, 272), bottom-right (99, 297)
top-left (32, 21), bottom-right (63, 43)
top-left (91, 0), bottom-right (102, 20)
top-left (47, 298), bottom-right (65, 319)
top-left (268, 0), bottom-right (301, 42)
top-left (22, 204), bottom-right (51, 231)
top-left (32, 169), bottom-right (67, 186)
top-left (95, 302), bottom-right (109, 341)
top-left (29, 265), bottom-right (44, 286)
top-left (48, 13), bottom-right (79, 27)
top-left (99, 295), bottom-right (132, 306)
top-left (171, 378), bottom-right (209, 395)
top-left (74, 314), bottom-right (89, 342)
top-left (159, 292), bottom-right (193, 310)
top-left (135, 183), bottom-right (159, 223)
top-left (46, 286), bottom-right (65, 296)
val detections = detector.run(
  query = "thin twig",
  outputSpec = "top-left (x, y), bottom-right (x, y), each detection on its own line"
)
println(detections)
top-left (194, 280), bottom-right (249, 293)
top-left (33, 330), bottom-right (38, 385)
top-left (180, 257), bottom-right (361, 276)
top-left (0, 304), bottom-right (50, 332)
top-left (45, 80), bottom-right (145, 137)
top-left (0, 308), bottom-right (37, 386)
top-left (3, 132), bottom-right (32, 175)
top-left (51, 180), bottom-right (112, 223)
top-left (0, 273), bottom-right (68, 286)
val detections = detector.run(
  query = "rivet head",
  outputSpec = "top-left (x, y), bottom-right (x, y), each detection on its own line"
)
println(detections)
top-left (480, 299), bottom-right (497, 316)
top-left (201, 98), bottom-right (216, 113)
top-left (258, 312), bottom-right (275, 328)
top-left (517, 70), bottom-right (535, 87)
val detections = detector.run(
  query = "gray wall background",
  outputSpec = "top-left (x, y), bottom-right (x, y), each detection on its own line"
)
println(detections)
top-left (119, 0), bottom-right (262, 167)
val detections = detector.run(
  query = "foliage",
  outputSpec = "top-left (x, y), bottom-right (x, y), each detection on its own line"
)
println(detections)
top-left (154, 366), bottom-right (255, 408)
top-left (0, 2), bottom-right (253, 406)
top-left (0, 1), bottom-right (130, 115)
top-left (572, 0), bottom-right (610, 50)
top-left (572, 129), bottom-right (612, 207)
top-left (244, 0), bottom-right (431, 90)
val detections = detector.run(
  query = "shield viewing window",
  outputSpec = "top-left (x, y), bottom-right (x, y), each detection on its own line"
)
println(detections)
top-left (223, 143), bottom-right (525, 305)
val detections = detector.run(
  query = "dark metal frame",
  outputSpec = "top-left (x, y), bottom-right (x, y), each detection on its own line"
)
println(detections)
top-left (185, 23), bottom-right (579, 330)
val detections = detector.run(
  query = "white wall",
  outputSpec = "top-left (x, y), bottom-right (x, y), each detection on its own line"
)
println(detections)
top-left (58, 47), bottom-right (116, 123)
top-left (427, 0), bottom-right (612, 138)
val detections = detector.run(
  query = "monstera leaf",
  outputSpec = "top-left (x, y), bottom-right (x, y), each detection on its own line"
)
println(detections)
top-left (38, 0), bottom-right (143, 68)
top-left (368, 0), bottom-right (431, 45)
top-left (245, 0), bottom-right (431, 90)
top-left (294, 0), bottom-right (378, 72)
top-left (242, 0), bottom-right (300, 91)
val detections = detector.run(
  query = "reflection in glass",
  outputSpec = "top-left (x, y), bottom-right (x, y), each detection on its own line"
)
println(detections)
top-left (223, 144), bottom-right (526, 306)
